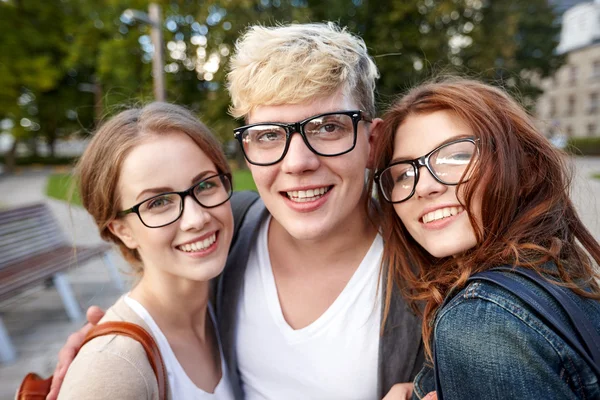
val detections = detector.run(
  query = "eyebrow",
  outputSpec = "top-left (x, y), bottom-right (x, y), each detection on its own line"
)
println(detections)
top-left (135, 170), bottom-right (217, 201)
top-left (390, 135), bottom-right (472, 164)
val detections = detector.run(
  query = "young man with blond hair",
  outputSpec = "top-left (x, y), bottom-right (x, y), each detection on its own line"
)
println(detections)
top-left (49, 22), bottom-right (424, 400)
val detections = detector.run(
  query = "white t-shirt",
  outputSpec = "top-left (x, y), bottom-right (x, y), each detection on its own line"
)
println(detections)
top-left (236, 215), bottom-right (383, 400)
top-left (125, 296), bottom-right (235, 400)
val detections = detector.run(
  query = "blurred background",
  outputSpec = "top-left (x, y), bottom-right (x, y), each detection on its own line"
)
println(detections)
top-left (1, 0), bottom-right (599, 397)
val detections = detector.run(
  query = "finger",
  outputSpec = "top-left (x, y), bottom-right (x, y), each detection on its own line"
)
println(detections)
top-left (56, 327), bottom-right (88, 367)
top-left (47, 373), bottom-right (65, 400)
top-left (46, 386), bottom-right (58, 400)
top-left (382, 382), bottom-right (413, 400)
top-left (86, 306), bottom-right (105, 325)
top-left (424, 392), bottom-right (438, 400)
top-left (49, 326), bottom-right (91, 399)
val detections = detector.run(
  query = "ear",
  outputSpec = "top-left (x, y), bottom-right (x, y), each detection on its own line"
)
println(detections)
top-left (108, 219), bottom-right (139, 250)
top-left (367, 117), bottom-right (383, 169)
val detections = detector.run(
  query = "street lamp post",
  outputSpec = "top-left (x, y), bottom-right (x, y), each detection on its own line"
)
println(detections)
top-left (148, 4), bottom-right (165, 101)
top-left (123, 3), bottom-right (166, 101)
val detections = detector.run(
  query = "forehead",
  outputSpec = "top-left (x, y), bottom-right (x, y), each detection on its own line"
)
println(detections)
top-left (117, 132), bottom-right (217, 203)
top-left (247, 88), bottom-right (358, 124)
top-left (393, 110), bottom-right (472, 158)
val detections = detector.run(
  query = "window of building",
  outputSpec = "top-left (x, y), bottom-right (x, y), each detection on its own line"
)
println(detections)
top-left (549, 97), bottom-right (557, 117)
top-left (588, 123), bottom-right (596, 136)
top-left (589, 92), bottom-right (599, 114)
top-left (567, 95), bottom-right (576, 116)
top-left (593, 60), bottom-right (600, 78)
top-left (566, 126), bottom-right (574, 137)
top-left (569, 66), bottom-right (578, 84)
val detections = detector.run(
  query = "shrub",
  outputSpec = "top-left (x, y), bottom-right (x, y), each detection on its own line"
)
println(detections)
top-left (565, 137), bottom-right (600, 156)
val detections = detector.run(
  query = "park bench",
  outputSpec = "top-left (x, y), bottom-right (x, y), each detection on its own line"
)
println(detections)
top-left (0, 202), bottom-right (124, 364)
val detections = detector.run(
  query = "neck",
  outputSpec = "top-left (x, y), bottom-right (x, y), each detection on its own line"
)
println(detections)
top-left (130, 271), bottom-right (211, 339)
top-left (269, 197), bottom-right (378, 268)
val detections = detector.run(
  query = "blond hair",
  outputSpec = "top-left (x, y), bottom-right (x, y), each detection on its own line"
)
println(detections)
top-left (75, 102), bottom-right (230, 275)
top-left (227, 22), bottom-right (379, 119)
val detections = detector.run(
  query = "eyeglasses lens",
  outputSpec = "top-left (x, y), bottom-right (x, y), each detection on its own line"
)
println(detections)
top-left (240, 113), bottom-right (356, 164)
top-left (379, 140), bottom-right (477, 203)
top-left (137, 175), bottom-right (232, 227)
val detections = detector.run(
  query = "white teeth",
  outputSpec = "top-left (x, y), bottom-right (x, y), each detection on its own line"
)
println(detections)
top-left (422, 206), bottom-right (464, 224)
top-left (178, 233), bottom-right (217, 252)
top-left (286, 187), bottom-right (329, 203)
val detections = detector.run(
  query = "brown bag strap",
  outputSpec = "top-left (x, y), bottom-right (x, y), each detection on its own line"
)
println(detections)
top-left (83, 321), bottom-right (168, 400)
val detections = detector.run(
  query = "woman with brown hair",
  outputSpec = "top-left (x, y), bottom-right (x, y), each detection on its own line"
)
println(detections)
top-left (57, 102), bottom-right (236, 399)
top-left (370, 78), bottom-right (600, 399)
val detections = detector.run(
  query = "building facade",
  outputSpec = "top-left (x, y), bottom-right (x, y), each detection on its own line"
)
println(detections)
top-left (536, 1), bottom-right (600, 137)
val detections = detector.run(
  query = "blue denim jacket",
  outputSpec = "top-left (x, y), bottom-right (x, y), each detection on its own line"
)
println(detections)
top-left (413, 270), bottom-right (600, 399)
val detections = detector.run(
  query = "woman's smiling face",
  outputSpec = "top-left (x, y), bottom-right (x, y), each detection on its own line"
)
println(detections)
top-left (391, 110), bottom-right (480, 258)
top-left (109, 131), bottom-right (233, 283)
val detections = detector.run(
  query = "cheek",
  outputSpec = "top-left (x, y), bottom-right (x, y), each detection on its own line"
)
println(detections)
top-left (248, 165), bottom-right (275, 192)
top-left (219, 208), bottom-right (234, 237)
top-left (135, 226), bottom-right (173, 249)
top-left (457, 184), bottom-right (483, 234)
top-left (392, 203), bottom-right (412, 224)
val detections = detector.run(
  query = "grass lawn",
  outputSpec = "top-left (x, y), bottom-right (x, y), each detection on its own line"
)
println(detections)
top-left (46, 169), bottom-right (256, 205)
top-left (231, 169), bottom-right (257, 192)
top-left (46, 173), bottom-right (81, 205)
top-left (593, 173), bottom-right (600, 180)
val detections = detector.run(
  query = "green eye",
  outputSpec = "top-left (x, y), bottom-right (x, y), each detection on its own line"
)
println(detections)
top-left (197, 180), bottom-right (217, 191)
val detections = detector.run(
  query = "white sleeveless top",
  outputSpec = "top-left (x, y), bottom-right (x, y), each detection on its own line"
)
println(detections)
top-left (125, 296), bottom-right (235, 400)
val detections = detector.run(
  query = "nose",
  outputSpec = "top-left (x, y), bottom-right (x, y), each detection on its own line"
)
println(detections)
top-left (179, 195), bottom-right (211, 231)
top-left (280, 132), bottom-right (320, 174)
top-left (414, 167), bottom-right (447, 199)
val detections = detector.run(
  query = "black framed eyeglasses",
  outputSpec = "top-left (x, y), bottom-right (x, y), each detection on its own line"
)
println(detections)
top-left (374, 137), bottom-right (478, 204)
top-left (117, 173), bottom-right (233, 228)
top-left (233, 110), bottom-right (371, 166)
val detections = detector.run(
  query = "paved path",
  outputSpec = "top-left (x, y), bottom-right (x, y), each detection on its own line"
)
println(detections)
top-left (0, 158), bottom-right (599, 398)
top-left (569, 157), bottom-right (600, 240)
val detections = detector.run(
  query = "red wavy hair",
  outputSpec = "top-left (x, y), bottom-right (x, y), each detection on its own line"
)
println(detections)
top-left (368, 78), bottom-right (600, 360)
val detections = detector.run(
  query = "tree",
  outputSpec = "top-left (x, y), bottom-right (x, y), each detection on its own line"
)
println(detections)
top-left (0, 0), bottom-right (564, 171)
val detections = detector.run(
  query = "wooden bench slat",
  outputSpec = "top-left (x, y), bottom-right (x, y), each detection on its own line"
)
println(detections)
top-left (0, 203), bottom-right (121, 363)
top-left (0, 225), bottom-right (65, 247)
top-left (0, 204), bottom-right (52, 223)
top-left (0, 244), bottom-right (110, 303)
top-left (0, 215), bottom-right (62, 236)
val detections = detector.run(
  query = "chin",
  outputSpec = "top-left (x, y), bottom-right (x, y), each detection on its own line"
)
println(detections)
top-left (281, 220), bottom-right (333, 241)
top-left (424, 242), bottom-right (476, 259)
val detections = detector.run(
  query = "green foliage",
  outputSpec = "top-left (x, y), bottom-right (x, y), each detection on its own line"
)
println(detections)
top-left (231, 169), bottom-right (257, 191)
top-left (45, 169), bottom-right (255, 205)
top-left (0, 155), bottom-right (78, 166)
top-left (0, 0), bottom-right (564, 158)
top-left (566, 137), bottom-right (600, 156)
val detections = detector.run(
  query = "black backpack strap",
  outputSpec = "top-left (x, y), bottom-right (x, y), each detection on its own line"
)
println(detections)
top-left (468, 268), bottom-right (600, 376)
top-left (229, 190), bottom-right (260, 247)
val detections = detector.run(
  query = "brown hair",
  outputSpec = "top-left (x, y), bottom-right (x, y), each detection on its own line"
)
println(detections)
top-left (368, 77), bottom-right (600, 360)
top-left (75, 102), bottom-right (231, 275)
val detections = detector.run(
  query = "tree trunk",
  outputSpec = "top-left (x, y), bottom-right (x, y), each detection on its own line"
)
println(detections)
top-left (235, 146), bottom-right (248, 171)
top-left (48, 134), bottom-right (56, 158)
top-left (4, 139), bottom-right (18, 174)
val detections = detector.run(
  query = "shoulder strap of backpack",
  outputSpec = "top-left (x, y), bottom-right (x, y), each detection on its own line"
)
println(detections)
top-left (83, 321), bottom-right (168, 400)
top-left (468, 268), bottom-right (600, 376)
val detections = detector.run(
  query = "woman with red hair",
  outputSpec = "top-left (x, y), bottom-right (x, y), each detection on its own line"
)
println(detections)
top-left (370, 78), bottom-right (600, 399)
